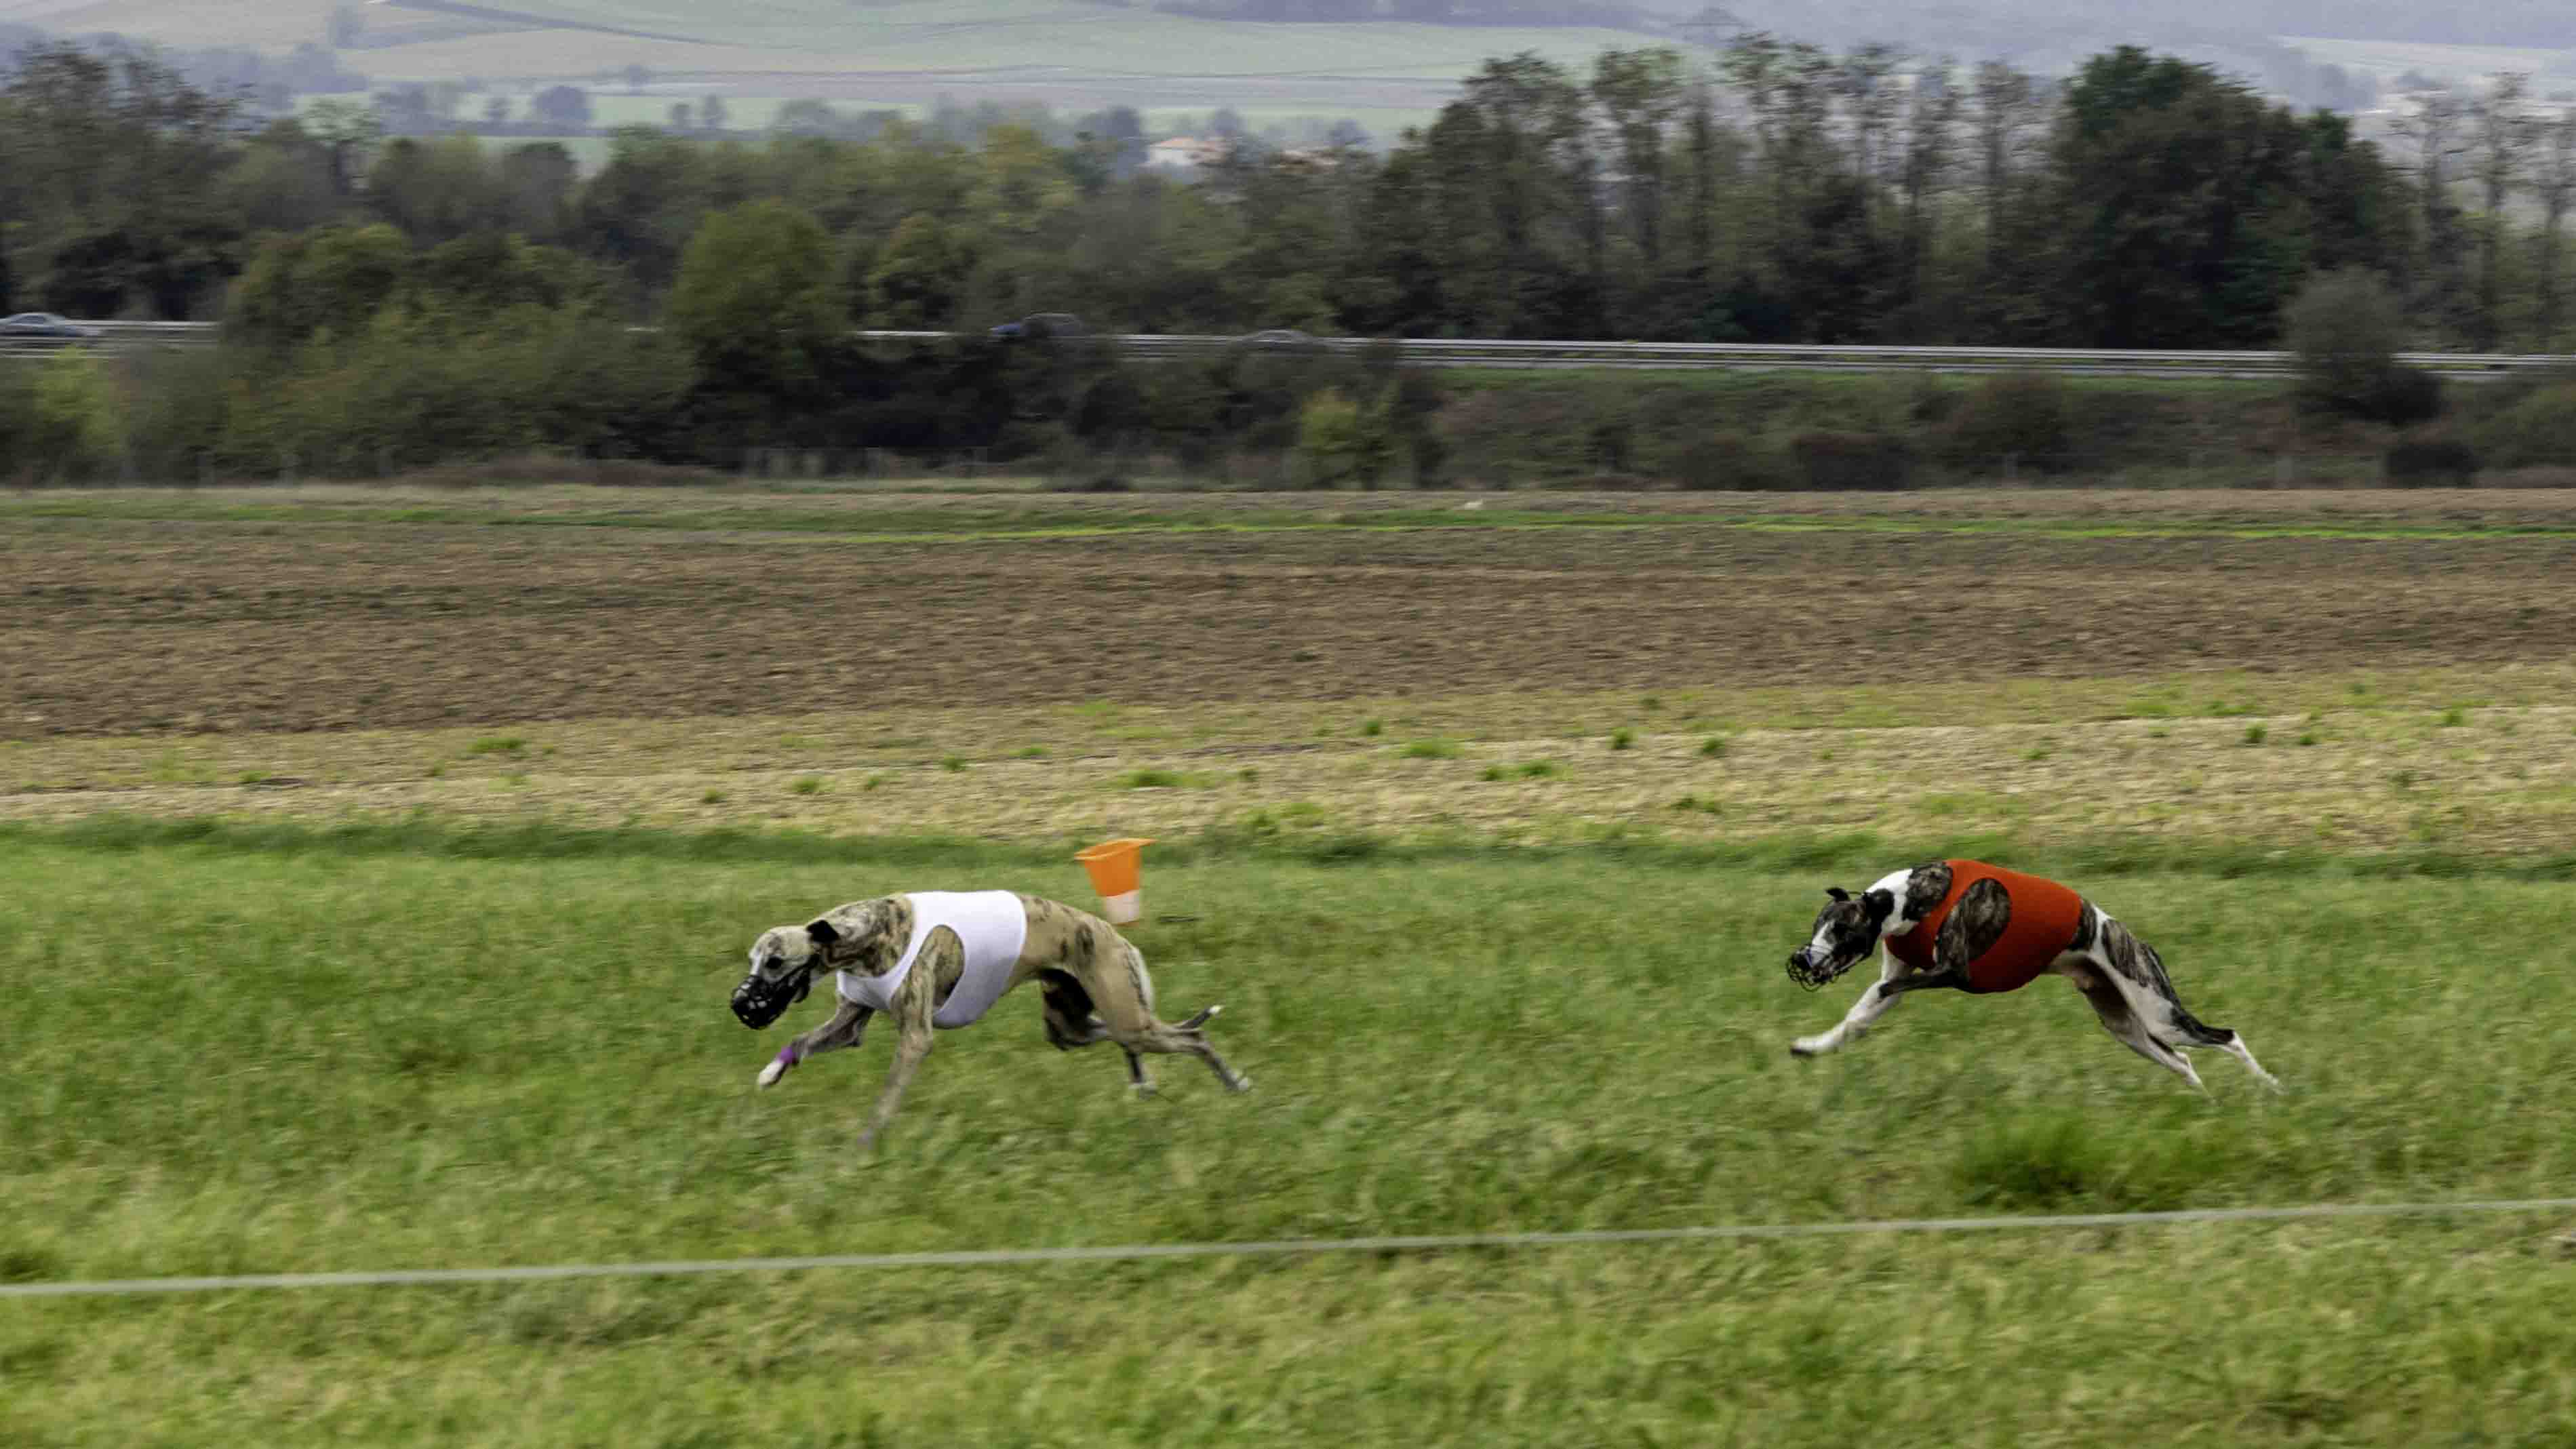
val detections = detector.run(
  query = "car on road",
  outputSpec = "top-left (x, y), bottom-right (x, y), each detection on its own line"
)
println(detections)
top-left (988, 313), bottom-right (1090, 341)
top-left (0, 312), bottom-right (100, 338)
top-left (1238, 327), bottom-right (1321, 351)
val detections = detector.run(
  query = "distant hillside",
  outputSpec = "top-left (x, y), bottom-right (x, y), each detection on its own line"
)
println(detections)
top-left (342, 0), bottom-right (1667, 64)
top-left (0, 0), bottom-right (339, 50)
top-left (1712, 0), bottom-right (2576, 52)
top-left (332, 0), bottom-right (2576, 54)
top-left (95, 0), bottom-right (1674, 113)
top-left (21, 0), bottom-right (2576, 62)
top-left (7, 0), bottom-right (2569, 125)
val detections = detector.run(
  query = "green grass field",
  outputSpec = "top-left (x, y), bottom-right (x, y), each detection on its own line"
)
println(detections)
top-left (5, 831), bottom-right (2576, 1443)
top-left (9, 483), bottom-right (2576, 1443)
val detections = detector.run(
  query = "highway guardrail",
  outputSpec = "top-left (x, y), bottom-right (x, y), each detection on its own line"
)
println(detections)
top-left (13, 322), bottom-right (2571, 381)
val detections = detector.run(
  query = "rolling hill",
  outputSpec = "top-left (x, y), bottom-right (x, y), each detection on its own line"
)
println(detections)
top-left (7, 0), bottom-right (2570, 138)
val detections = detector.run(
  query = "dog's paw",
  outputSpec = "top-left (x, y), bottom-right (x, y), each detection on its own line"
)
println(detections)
top-left (1789, 1037), bottom-right (1827, 1058)
top-left (1129, 1080), bottom-right (1160, 1100)
top-left (757, 1058), bottom-right (791, 1088)
top-left (1225, 1073), bottom-right (1254, 1094)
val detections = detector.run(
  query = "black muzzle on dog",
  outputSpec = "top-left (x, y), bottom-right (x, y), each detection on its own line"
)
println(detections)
top-left (1786, 950), bottom-right (1845, 992)
top-left (730, 970), bottom-right (811, 1029)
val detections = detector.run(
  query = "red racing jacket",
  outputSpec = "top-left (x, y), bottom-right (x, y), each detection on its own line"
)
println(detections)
top-left (1882, 860), bottom-right (2088, 995)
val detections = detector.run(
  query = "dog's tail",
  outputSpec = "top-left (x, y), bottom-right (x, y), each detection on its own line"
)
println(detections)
top-left (2168, 1006), bottom-right (2235, 1047)
top-left (2116, 924), bottom-right (2236, 1046)
top-left (1124, 940), bottom-right (1158, 1018)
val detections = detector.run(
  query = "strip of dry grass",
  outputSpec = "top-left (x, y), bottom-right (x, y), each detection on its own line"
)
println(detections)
top-left (15, 482), bottom-right (2576, 532)
top-left (7, 668), bottom-right (2571, 857)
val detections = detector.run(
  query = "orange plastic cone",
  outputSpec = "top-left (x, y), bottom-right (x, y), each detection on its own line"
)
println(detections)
top-left (1075, 837), bottom-right (1154, 925)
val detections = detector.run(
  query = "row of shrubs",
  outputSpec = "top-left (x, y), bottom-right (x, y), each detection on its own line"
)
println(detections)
top-left (0, 319), bottom-right (1038, 484)
top-left (7, 332), bottom-right (2576, 489)
top-left (1509, 429), bottom-right (2517, 491)
top-left (1414, 367), bottom-right (2576, 490)
top-left (0, 319), bottom-right (692, 483)
top-left (1286, 367), bottom-right (2576, 491)
top-left (0, 311), bottom-right (1446, 485)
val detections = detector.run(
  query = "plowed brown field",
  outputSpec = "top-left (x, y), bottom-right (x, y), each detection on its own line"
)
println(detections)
top-left (6, 487), bottom-right (2575, 740)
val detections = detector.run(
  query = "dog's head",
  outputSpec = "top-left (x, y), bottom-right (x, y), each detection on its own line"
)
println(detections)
top-left (731, 899), bottom-right (909, 1029)
top-left (730, 919), bottom-right (841, 1030)
top-left (1786, 886), bottom-right (1895, 990)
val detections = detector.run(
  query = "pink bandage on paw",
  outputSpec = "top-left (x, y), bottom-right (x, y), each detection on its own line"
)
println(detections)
top-left (774, 1044), bottom-right (801, 1069)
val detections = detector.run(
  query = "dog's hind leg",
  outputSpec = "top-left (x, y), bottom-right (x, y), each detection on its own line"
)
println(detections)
top-left (1123, 1006), bottom-right (1224, 1095)
top-left (2090, 915), bottom-right (2280, 1092)
top-left (2062, 962), bottom-right (2207, 1092)
top-left (2211, 1032), bottom-right (2282, 1092)
top-left (1082, 935), bottom-right (1250, 1094)
top-left (1039, 959), bottom-right (1165, 1096)
top-left (1037, 969), bottom-right (1113, 1050)
top-left (2143, 989), bottom-right (2281, 1092)
top-left (1113, 1017), bottom-right (1250, 1094)
top-left (1037, 961), bottom-right (1240, 1097)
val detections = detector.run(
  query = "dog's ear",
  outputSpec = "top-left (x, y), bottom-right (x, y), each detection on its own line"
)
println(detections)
top-left (1825, 887), bottom-right (1851, 903)
top-left (805, 918), bottom-right (841, 949)
top-left (1863, 888), bottom-right (1895, 924)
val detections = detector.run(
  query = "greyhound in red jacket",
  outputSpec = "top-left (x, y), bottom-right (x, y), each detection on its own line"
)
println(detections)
top-left (1784, 859), bottom-right (2280, 1092)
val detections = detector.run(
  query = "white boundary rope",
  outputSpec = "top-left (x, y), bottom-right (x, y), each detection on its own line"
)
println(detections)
top-left (7, 1197), bottom-right (2572, 1299)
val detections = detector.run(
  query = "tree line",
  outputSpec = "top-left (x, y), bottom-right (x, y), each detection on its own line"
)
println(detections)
top-left (10, 37), bottom-right (2576, 354)
top-left (9, 34), bottom-right (2576, 486)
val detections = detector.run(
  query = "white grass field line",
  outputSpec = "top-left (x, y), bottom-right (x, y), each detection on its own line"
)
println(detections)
top-left (8, 1197), bottom-right (2575, 1299)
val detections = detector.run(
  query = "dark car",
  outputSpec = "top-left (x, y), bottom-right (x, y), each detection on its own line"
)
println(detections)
top-left (0, 312), bottom-right (99, 338)
top-left (1238, 327), bottom-right (1322, 351)
top-left (988, 312), bottom-right (1089, 341)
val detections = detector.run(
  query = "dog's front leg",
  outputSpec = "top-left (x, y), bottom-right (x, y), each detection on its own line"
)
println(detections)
top-left (1791, 947), bottom-right (1907, 1057)
top-left (858, 1023), bottom-right (931, 1154)
top-left (757, 1000), bottom-right (871, 1088)
top-left (856, 941), bottom-right (947, 1153)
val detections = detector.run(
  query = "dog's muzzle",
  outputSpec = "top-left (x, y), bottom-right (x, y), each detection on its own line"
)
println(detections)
top-left (730, 971), bottom-right (811, 1029)
top-left (1786, 950), bottom-right (1846, 992)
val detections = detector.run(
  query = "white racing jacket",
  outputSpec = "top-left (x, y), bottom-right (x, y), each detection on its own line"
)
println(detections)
top-left (835, 890), bottom-right (1029, 1029)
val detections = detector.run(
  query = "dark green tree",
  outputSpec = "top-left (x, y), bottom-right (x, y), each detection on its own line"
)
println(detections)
top-left (222, 119), bottom-right (345, 235)
top-left (2533, 109), bottom-right (2576, 349)
top-left (226, 222), bottom-right (411, 349)
top-left (2053, 47), bottom-right (2371, 347)
top-left (366, 136), bottom-right (508, 243)
top-left (576, 127), bottom-right (713, 298)
top-left (2284, 266), bottom-right (2438, 422)
top-left (1, 43), bottom-right (247, 318)
top-left (867, 213), bottom-right (978, 330)
top-left (498, 142), bottom-right (579, 241)
top-left (669, 199), bottom-right (843, 429)
top-left (531, 85), bottom-right (592, 130)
